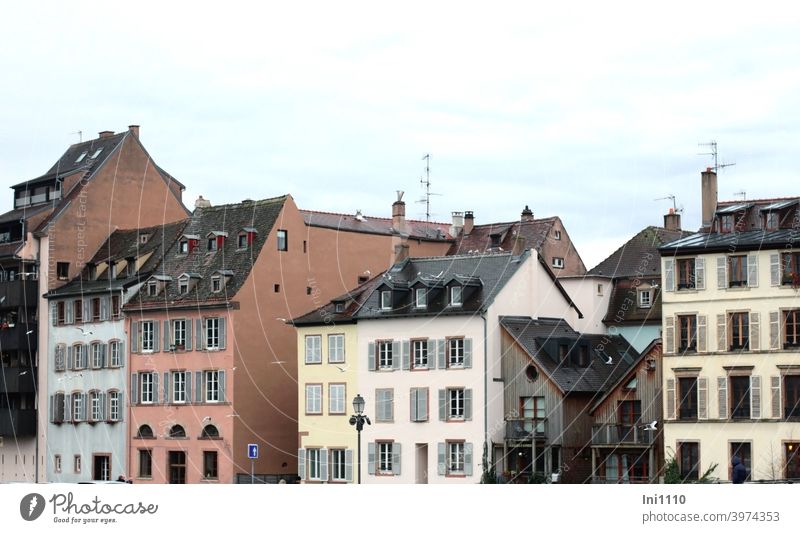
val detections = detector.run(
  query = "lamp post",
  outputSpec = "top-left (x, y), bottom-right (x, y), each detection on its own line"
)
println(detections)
top-left (349, 394), bottom-right (370, 484)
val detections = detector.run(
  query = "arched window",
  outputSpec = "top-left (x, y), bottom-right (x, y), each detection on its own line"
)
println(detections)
top-left (137, 424), bottom-right (154, 439)
top-left (201, 424), bottom-right (220, 439)
top-left (169, 424), bottom-right (186, 438)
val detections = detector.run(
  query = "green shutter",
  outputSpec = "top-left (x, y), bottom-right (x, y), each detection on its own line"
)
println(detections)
top-left (163, 321), bottom-right (171, 350)
top-left (345, 450), bottom-right (354, 482)
top-left (427, 339), bottom-right (436, 369)
top-left (131, 321), bottom-right (138, 353)
top-left (219, 317), bottom-right (227, 349)
top-left (392, 341), bottom-right (400, 370)
top-left (402, 341), bottom-right (410, 370)
top-left (185, 320), bottom-right (193, 351)
top-left (419, 388), bottom-right (428, 422)
top-left (437, 339), bottom-right (446, 369)
top-left (219, 370), bottom-right (226, 402)
top-left (163, 372), bottom-right (170, 404)
top-left (320, 449), bottom-right (328, 482)
top-left (131, 374), bottom-right (138, 405)
top-left (410, 388), bottom-right (418, 421)
top-left (196, 319), bottom-right (203, 350)
top-left (153, 321), bottom-right (160, 352)
top-left (391, 443), bottom-right (401, 475)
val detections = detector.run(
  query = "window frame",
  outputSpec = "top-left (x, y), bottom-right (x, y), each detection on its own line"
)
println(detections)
top-left (205, 317), bottom-right (220, 350)
top-left (377, 340), bottom-right (393, 370)
top-left (677, 258), bottom-right (696, 290)
top-left (329, 383), bottom-right (346, 415)
top-left (377, 441), bottom-right (393, 475)
top-left (138, 449), bottom-right (153, 479)
top-left (140, 320), bottom-right (155, 352)
top-left (330, 448), bottom-right (347, 482)
top-left (305, 335), bottom-right (322, 364)
top-left (678, 441), bottom-right (700, 481)
top-left (450, 286), bottom-right (462, 307)
top-left (729, 375), bottom-right (751, 419)
top-left (552, 257), bottom-right (565, 269)
top-left (728, 255), bottom-right (748, 287)
top-left (446, 440), bottom-right (466, 476)
top-left (305, 383), bottom-right (322, 415)
top-left (276, 229), bottom-right (288, 252)
top-left (415, 288), bottom-right (427, 308)
top-left (380, 290), bottom-right (392, 310)
top-left (203, 450), bottom-right (219, 480)
top-left (678, 314), bottom-right (697, 352)
top-left (729, 312), bottom-right (750, 351)
top-left (328, 334), bottom-right (345, 363)
top-left (205, 370), bottom-right (220, 403)
top-left (447, 337), bottom-right (465, 368)
top-left (448, 387), bottom-right (465, 421)
top-left (638, 289), bottom-right (652, 309)
top-left (411, 339), bottom-right (429, 370)
top-left (172, 319), bottom-right (187, 350)
top-left (172, 371), bottom-right (187, 404)
top-left (307, 448), bottom-right (321, 480)
top-left (108, 391), bottom-right (120, 422)
top-left (140, 372), bottom-right (154, 404)
top-left (677, 377), bottom-right (698, 420)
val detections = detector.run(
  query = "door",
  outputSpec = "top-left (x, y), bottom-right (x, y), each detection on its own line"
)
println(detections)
top-left (169, 451), bottom-right (186, 484)
top-left (618, 400), bottom-right (641, 442)
top-left (93, 455), bottom-right (110, 481)
top-left (415, 444), bottom-right (428, 484)
top-left (730, 442), bottom-right (751, 481)
top-left (786, 443), bottom-right (800, 480)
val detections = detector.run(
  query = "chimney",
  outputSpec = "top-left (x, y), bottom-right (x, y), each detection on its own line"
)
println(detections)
top-left (463, 211), bottom-right (474, 235)
top-left (128, 125), bottom-right (140, 138)
top-left (195, 195), bottom-right (212, 209)
top-left (450, 212), bottom-right (464, 237)
top-left (512, 235), bottom-right (527, 256)
top-left (394, 243), bottom-right (409, 263)
top-left (392, 191), bottom-right (406, 233)
top-left (701, 167), bottom-right (718, 229)
top-left (521, 205), bottom-right (534, 222)
top-left (664, 208), bottom-right (682, 231)
top-left (98, 130), bottom-right (114, 139)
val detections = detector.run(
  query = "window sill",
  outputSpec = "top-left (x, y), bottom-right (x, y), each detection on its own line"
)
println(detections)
top-left (304, 361), bottom-right (322, 365)
top-left (446, 418), bottom-right (466, 423)
top-left (445, 473), bottom-right (466, 478)
top-left (411, 367), bottom-right (430, 371)
top-left (328, 360), bottom-right (346, 365)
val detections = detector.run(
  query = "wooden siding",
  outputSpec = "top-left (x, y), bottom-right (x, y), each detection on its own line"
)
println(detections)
top-left (592, 344), bottom-right (663, 426)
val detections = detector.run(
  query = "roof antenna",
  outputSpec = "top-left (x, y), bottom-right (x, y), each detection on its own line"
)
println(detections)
top-left (71, 130), bottom-right (83, 143)
top-left (654, 195), bottom-right (683, 213)
top-left (733, 190), bottom-right (747, 201)
top-left (697, 140), bottom-right (735, 173)
top-left (416, 153), bottom-right (441, 222)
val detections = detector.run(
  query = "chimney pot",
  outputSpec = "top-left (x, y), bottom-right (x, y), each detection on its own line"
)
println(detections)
top-left (392, 193), bottom-right (406, 233)
top-left (701, 168), bottom-right (718, 229)
top-left (128, 125), bottom-right (140, 138)
top-left (521, 205), bottom-right (534, 222)
top-left (664, 211), bottom-right (682, 231)
top-left (450, 212), bottom-right (464, 238)
top-left (195, 195), bottom-right (212, 209)
top-left (98, 130), bottom-right (114, 139)
top-left (464, 211), bottom-right (474, 235)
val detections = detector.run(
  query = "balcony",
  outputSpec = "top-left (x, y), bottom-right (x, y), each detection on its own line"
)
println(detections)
top-left (0, 323), bottom-right (37, 352)
top-left (505, 418), bottom-right (547, 441)
top-left (0, 408), bottom-right (36, 436)
top-left (592, 424), bottom-right (655, 446)
top-left (0, 368), bottom-right (35, 394)
top-left (0, 280), bottom-right (39, 309)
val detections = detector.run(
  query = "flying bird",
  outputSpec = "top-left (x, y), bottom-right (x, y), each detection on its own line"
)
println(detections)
top-left (604, 355), bottom-right (613, 365)
top-left (641, 421), bottom-right (658, 431)
top-left (76, 327), bottom-right (93, 336)
top-left (26, 330), bottom-right (34, 335)
top-left (335, 365), bottom-right (349, 373)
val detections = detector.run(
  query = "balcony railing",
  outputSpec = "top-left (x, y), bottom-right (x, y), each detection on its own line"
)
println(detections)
top-left (592, 424), bottom-right (655, 446)
top-left (0, 368), bottom-right (35, 394)
top-left (0, 408), bottom-right (36, 436)
top-left (505, 418), bottom-right (547, 440)
top-left (0, 322), bottom-right (37, 353)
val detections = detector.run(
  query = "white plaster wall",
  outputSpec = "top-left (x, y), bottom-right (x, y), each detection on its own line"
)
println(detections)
top-left (560, 276), bottom-right (613, 335)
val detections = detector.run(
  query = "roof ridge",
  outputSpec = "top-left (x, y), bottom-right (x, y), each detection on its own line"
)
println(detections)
top-left (409, 251), bottom-right (516, 262)
top-left (195, 195), bottom-right (288, 211)
top-left (719, 196), bottom-right (800, 204)
top-left (301, 209), bottom-right (450, 226)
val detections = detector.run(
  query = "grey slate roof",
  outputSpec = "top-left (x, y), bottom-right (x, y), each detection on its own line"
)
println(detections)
top-left (290, 276), bottom-right (385, 326)
top-left (589, 226), bottom-right (693, 277)
top-left (447, 217), bottom-right (557, 256)
top-left (659, 228), bottom-right (800, 255)
top-left (500, 316), bottom-right (638, 394)
top-left (301, 210), bottom-right (453, 242)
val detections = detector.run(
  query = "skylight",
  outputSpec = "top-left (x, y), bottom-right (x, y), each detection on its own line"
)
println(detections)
top-left (75, 151), bottom-right (88, 163)
top-left (90, 148), bottom-right (104, 159)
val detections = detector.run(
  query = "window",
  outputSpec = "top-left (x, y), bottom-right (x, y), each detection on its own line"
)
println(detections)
top-left (57, 262), bottom-right (69, 280)
top-left (377, 442), bottom-right (393, 474)
top-left (75, 151), bottom-right (88, 163)
top-left (785, 376), bottom-right (800, 419)
top-left (54, 345), bottom-right (66, 372)
top-left (238, 234), bottom-right (248, 249)
top-left (74, 300), bottom-right (83, 322)
top-left (618, 400), bottom-right (641, 441)
top-left (677, 258), bottom-right (695, 290)
top-left (410, 388), bottom-right (428, 422)
top-left (787, 443), bottom-right (800, 480)
top-left (678, 377), bottom-right (698, 420)
top-left (378, 341), bottom-right (393, 369)
top-left (450, 286), bottom-right (462, 306)
top-left (169, 424), bottom-right (186, 438)
top-left (307, 448), bottom-right (321, 480)
top-left (211, 276), bottom-right (222, 293)
top-left (205, 317), bottom-right (220, 349)
top-left (448, 388), bottom-right (465, 420)
top-left (277, 230), bottom-right (288, 251)
top-left (554, 230), bottom-right (562, 240)
top-left (205, 371), bottom-right (220, 402)
top-left (305, 384), bottom-right (322, 414)
top-left (90, 148), bottom-right (103, 159)
top-left (412, 340), bottom-right (428, 369)
top-left (73, 393), bottom-right (83, 422)
top-left (173, 319), bottom-right (186, 350)
top-left (137, 425), bottom-right (154, 439)
top-left (54, 454), bottom-right (62, 473)
top-left (721, 215), bottom-right (734, 233)
top-left (90, 391), bottom-right (101, 422)
top-left (330, 449), bottom-right (347, 482)
top-left (730, 442), bottom-right (752, 482)
top-left (329, 384), bottom-right (346, 414)
top-left (415, 288), bottom-right (427, 308)
top-left (448, 338), bottom-right (464, 367)
top-left (203, 451), bottom-right (218, 480)
top-left (571, 344), bottom-right (589, 367)
top-left (782, 252), bottom-right (800, 285)
top-left (74, 455), bottom-right (81, 474)
top-left (274, 284), bottom-right (280, 293)
top-left (380, 291), bottom-right (392, 310)
top-left (178, 278), bottom-right (189, 294)
top-left (111, 295), bottom-right (120, 319)
top-left (173, 372), bottom-right (187, 403)
top-left (358, 275), bottom-right (369, 284)
top-left (73, 344), bottom-right (85, 369)
top-left (207, 237), bottom-right (217, 252)
top-left (57, 301), bottom-right (66, 325)
top-left (447, 441), bottom-right (465, 475)
top-left (141, 321), bottom-right (154, 351)
top-left (729, 312), bottom-right (750, 350)
top-left (108, 391), bottom-right (120, 422)
top-left (139, 449), bottom-right (152, 478)
top-left (678, 315), bottom-right (697, 352)
top-left (201, 424), bottom-right (220, 439)
top-left (728, 255), bottom-right (748, 287)
top-left (305, 335), bottom-right (321, 364)
top-left (678, 442), bottom-right (700, 481)
top-left (92, 343), bottom-right (103, 369)
top-left (521, 396), bottom-right (546, 435)
top-left (92, 298), bottom-right (101, 321)
top-left (552, 257), bottom-right (565, 269)
top-left (335, 302), bottom-right (345, 313)
top-left (638, 289), bottom-right (652, 308)
top-left (328, 334), bottom-right (345, 363)
top-left (766, 212), bottom-right (779, 230)
top-left (147, 281), bottom-right (157, 297)
top-left (179, 240), bottom-right (189, 254)
top-left (597, 283), bottom-right (604, 296)
top-left (730, 376), bottom-right (751, 419)
top-left (785, 310), bottom-right (800, 348)
top-left (140, 373), bottom-right (154, 404)
top-left (375, 389), bottom-right (394, 422)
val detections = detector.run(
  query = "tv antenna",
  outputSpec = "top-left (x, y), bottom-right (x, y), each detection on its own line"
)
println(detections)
top-left (416, 153), bottom-right (441, 222)
top-left (698, 140), bottom-right (735, 173)
top-left (654, 194), bottom-right (683, 213)
top-left (71, 130), bottom-right (83, 143)
top-left (733, 190), bottom-right (747, 201)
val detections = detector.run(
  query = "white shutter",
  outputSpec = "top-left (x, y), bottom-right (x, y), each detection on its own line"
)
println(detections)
top-left (298, 449), bottom-right (306, 481)
top-left (464, 443), bottom-right (474, 477)
top-left (770, 253), bottom-right (781, 286)
top-left (664, 259), bottom-right (675, 292)
top-left (747, 254), bottom-right (759, 287)
top-left (750, 376), bottom-right (761, 419)
top-left (320, 449), bottom-right (328, 482)
top-left (717, 314), bottom-right (727, 352)
top-left (698, 315), bottom-right (707, 352)
top-left (769, 312), bottom-right (780, 350)
top-left (718, 377), bottom-right (728, 419)
top-left (419, 388), bottom-right (428, 421)
top-left (392, 341), bottom-right (400, 370)
top-left (698, 377), bottom-right (708, 420)
top-left (391, 443), bottom-right (401, 475)
top-left (409, 388), bottom-right (418, 422)
top-left (345, 450), bottom-right (353, 482)
top-left (750, 312), bottom-right (760, 351)
top-left (664, 316), bottom-right (675, 354)
top-left (401, 341), bottom-right (410, 370)
top-left (717, 256), bottom-right (727, 289)
top-left (695, 257), bottom-right (705, 290)
top-left (367, 443), bottom-right (376, 475)
top-left (437, 443), bottom-right (446, 475)
top-left (665, 378), bottom-right (676, 420)
top-left (367, 342), bottom-right (375, 371)
top-left (427, 339), bottom-right (436, 369)
top-left (463, 338), bottom-right (473, 368)
top-left (771, 376), bottom-right (782, 419)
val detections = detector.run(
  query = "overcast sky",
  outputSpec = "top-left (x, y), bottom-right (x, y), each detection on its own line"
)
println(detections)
top-left (1, 2), bottom-right (798, 268)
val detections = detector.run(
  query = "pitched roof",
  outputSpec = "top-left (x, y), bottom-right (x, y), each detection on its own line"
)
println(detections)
top-left (290, 275), bottom-right (384, 326)
top-left (589, 226), bottom-right (694, 277)
top-left (589, 339), bottom-right (660, 414)
top-left (447, 217), bottom-right (557, 255)
top-left (0, 203), bottom-right (54, 225)
top-left (301, 210), bottom-right (453, 242)
top-left (500, 316), bottom-right (638, 394)
top-left (602, 279), bottom-right (662, 325)
top-left (659, 228), bottom-right (800, 255)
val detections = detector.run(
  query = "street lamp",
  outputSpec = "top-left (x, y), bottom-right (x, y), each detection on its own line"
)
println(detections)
top-left (349, 394), bottom-right (370, 484)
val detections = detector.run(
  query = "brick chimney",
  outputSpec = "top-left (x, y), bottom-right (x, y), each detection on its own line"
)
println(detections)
top-left (392, 191), bottom-right (406, 234)
top-left (128, 125), bottom-right (140, 138)
top-left (463, 211), bottom-right (474, 235)
top-left (701, 167), bottom-right (718, 229)
top-left (450, 212), bottom-right (464, 237)
top-left (521, 205), bottom-right (534, 222)
top-left (195, 195), bottom-right (211, 209)
top-left (98, 130), bottom-right (114, 138)
top-left (664, 208), bottom-right (682, 231)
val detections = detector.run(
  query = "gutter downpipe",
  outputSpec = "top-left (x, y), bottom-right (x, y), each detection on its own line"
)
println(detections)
top-left (481, 308), bottom-right (488, 474)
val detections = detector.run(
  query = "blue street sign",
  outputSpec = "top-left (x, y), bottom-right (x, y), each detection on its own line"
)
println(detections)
top-left (248, 444), bottom-right (259, 459)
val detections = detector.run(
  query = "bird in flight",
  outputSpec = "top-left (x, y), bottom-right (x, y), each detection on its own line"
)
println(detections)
top-left (76, 327), bottom-right (93, 336)
top-left (641, 421), bottom-right (658, 431)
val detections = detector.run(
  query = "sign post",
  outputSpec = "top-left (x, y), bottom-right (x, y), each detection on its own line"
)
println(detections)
top-left (248, 444), bottom-right (259, 484)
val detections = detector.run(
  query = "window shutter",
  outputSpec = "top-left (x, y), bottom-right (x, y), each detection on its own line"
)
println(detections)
top-left (185, 320), bottom-right (193, 351)
top-left (50, 301), bottom-right (58, 326)
top-left (717, 256), bottom-right (727, 289)
top-left (99, 392), bottom-right (106, 421)
top-left (219, 317), bottom-right (227, 349)
top-left (437, 339), bottom-right (446, 369)
top-left (751, 375), bottom-right (761, 419)
top-left (697, 315), bottom-right (707, 352)
top-left (298, 449), bottom-right (306, 480)
top-left (49, 395), bottom-right (55, 423)
top-left (195, 372), bottom-right (203, 403)
top-left (320, 449), bottom-right (328, 482)
top-left (153, 321), bottom-right (160, 352)
top-left (367, 443), bottom-right (375, 475)
top-left (65, 300), bottom-right (73, 324)
top-left (64, 393), bottom-right (72, 422)
top-left (345, 450), bottom-right (354, 482)
top-left (464, 443), bottom-right (474, 476)
top-left (665, 378), bottom-right (675, 420)
top-left (391, 341), bottom-right (400, 370)
top-left (163, 321), bottom-right (170, 350)
top-left (439, 389), bottom-right (446, 421)
top-left (131, 321), bottom-right (138, 354)
top-left (771, 376), bottom-right (782, 419)
top-left (437, 443), bottom-right (446, 475)
top-left (196, 318), bottom-right (203, 349)
top-left (717, 377), bottom-right (728, 419)
top-left (664, 259), bottom-right (674, 292)
top-left (419, 388), bottom-right (428, 421)
top-left (163, 372), bottom-right (170, 404)
top-left (747, 254), bottom-right (759, 287)
top-left (131, 374), bottom-right (138, 405)
top-left (401, 341), bottom-right (410, 370)
top-left (66, 345), bottom-right (73, 370)
top-left (717, 314), bottom-right (727, 352)
top-left (83, 297), bottom-right (91, 322)
top-left (391, 443), bottom-right (401, 475)
top-left (427, 339), bottom-right (436, 369)
top-left (410, 388), bottom-right (418, 421)
top-left (119, 341), bottom-right (125, 367)
top-left (101, 343), bottom-right (108, 368)
top-left (664, 316), bottom-right (675, 354)
top-left (185, 372), bottom-right (192, 404)
top-left (770, 253), bottom-right (781, 286)
top-left (698, 377), bottom-right (708, 419)
top-left (769, 312), bottom-right (780, 350)
top-left (100, 296), bottom-right (109, 320)
top-left (695, 257), bottom-right (705, 290)
top-left (153, 372), bottom-right (159, 405)
top-left (386, 389), bottom-right (393, 421)
top-left (367, 342), bottom-right (375, 371)
top-left (81, 393), bottom-right (88, 422)
top-left (750, 312), bottom-right (760, 351)
top-left (118, 392), bottom-right (123, 421)
top-left (464, 388), bottom-right (473, 420)
top-left (464, 338), bottom-right (473, 368)
top-left (219, 370), bottom-right (226, 402)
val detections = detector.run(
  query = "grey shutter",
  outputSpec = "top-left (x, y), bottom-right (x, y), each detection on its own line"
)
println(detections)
top-left (698, 377), bottom-right (708, 420)
top-left (717, 314), bottom-right (727, 352)
top-left (770, 312), bottom-right (780, 350)
top-left (391, 443), bottom-right (401, 475)
top-left (119, 341), bottom-right (125, 367)
top-left (80, 393), bottom-right (87, 422)
top-left (65, 300), bottom-right (73, 324)
top-left (747, 254), bottom-right (759, 287)
top-left (185, 320), bottom-right (193, 351)
top-left (163, 372), bottom-right (170, 404)
top-left (163, 321), bottom-right (170, 350)
top-left (437, 339), bottom-right (446, 369)
top-left (100, 296), bottom-right (109, 321)
top-left (751, 376), bottom-right (761, 419)
top-left (718, 377), bottom-right (728, 419)
top-left (664, 259), bottom-right (674, 292)
top-left (219, 317), bottom-right (227, 349)
top-left (298, 449), bottom-right (306, 480)
top-left (84, 297), bottom-right (91, 322)
top-left (117, 392), bottom-right (123, 421)
top-left (131, 321), bottom-right (139, 354)
top-left (439, 389), bottom-right (446, 421)
top-left (367, 443), bottom-right (375, 475)
top-left (345, 450), bottom-right (354, 482)
top-left (185, 372), bottom-right (192, 404)
top-left (195, 371), bottom-right (203, 403)
top-left (101, 343), bottom-right (108, 368)
top-left (58, 393), bottom-right (65, 422)
top-left (131, 374), bottom-right (138, 405)
top-left (153, 321), bottom-right (160, 352)
top-left (770, 253), bottom-right (781, 286)
top-left (664, 316), bottom-right (675, 354)
top-left (367, 342), bottom-right (375, 371)
top-left (695, 257), bottom-right (705, 290)
top-left (153, 372), bottom-right (159, 405)
top-left (401, 341), bottom-right (410, 370)
top-left (219, 370), bottom-right (226, 402)
top-left (196, 319), bottom-right (203, 350)
top-left (464, 443), bottom-right (473, 476)
top-left (64, 393), bottom-right (72, 422)
top-left (698, 315), bottom-right (707, 352)
top-left (464, 388), bottom-right (473, 420)
top-left (427, 339), bottom-right (436, 369)
top-left (750, 312), bottom-right (760, 351)
top-left (437, 443), bottom-right (446, 475)
top-left (771, 376), bottom-right (782, 418)
top-left (665, 378), bottom-right (675, 420)
top-left (50, 301), bottom-right (58, 326)
top-left (66, 345), bottom-right (73, 370)
top-left (717, 256), bottom-right (727, 289)
top-left (391, 341), bottom-right (400, 370)
top-left (49, 395), bottom-right (55, 423)
top-left (464, 338), bottom-right (473, 368)
top-left (410, 388), bottom-right (418, 421)
top-left (419, 388), bottom-right (428, 421)
top-left (320, 449), bottom-right (328, 482)
top-left (99, 392), bottom-right (106, 421)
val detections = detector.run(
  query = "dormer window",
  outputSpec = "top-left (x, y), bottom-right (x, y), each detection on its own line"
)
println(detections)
top-left (766, 212), bottom-right (779, 230)
top-left (415, 288), bottom-right (427, 308)
top-left (450, 286), bottom-right (462, 307)
top-left (179, 278), bottom-right (189, 295)
top-left (720, 215), bottom-right (734, 233)
top-left (147, 281), bottom-right (158, 297)
top-left (335, 302), bottom-right (346, 313)
top-left (75, 151), bottom-right (88, 163)
top-left (552, 257), bottom-right (565, 269)
top-left (239, 227), bottom-right (257, 250)
top-left (207, 231), bottom-right (227, 251)
top-left (380, 291), bottom-right (392, 310)
top-left (109, 262), bottom-right (117, 279)
top-left (207, 237), bottom-right (217, 252)
top-left (554, 230), bottom-right (562, 240)
top-left (489, 234), bottom-right (501, 247)
top-left (90, 148), bottom-right (103, 159)
top-left (238, 234), bottom-right (248, 249)
top-left (179, 240), bottom-right (189, 254)
top-left (638, 289), bottom-right (652, 308)
top-left (139, 233), bottom-right (150, 244)
top-left (126, 258), bottom-right (135, 277)
top-left (211, 276), bottom-right (222, 293)
top-left (86, 263), bottom-right (97, 280)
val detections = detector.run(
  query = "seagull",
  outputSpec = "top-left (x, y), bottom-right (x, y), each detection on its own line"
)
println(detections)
top-left (604, 355), bottom-right (613, 365)
top-left (275, 318), bottom-right (287, 322)
top-left (0, 296), bottom-right (5, 304)
top-left (641, 421), bottom-right (658, 431)
top-left (270, 361), bottom-right (287, 365)
top-left (335, 365), bottom-right (349, 373)
top-left (202, 416), bottom-right (212, 423)
top-left (26, 330), bottom-right (34, 335)
top-left (75, 327), bottom-right (93, 336)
